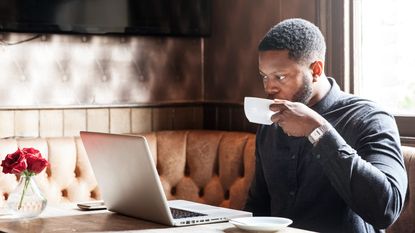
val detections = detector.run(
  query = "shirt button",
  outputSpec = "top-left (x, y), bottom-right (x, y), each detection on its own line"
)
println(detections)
top-left (289, 191), bottom-right (295, 196)
top-left (316, 154), bottom-right (321, 159)
top-left (291, 154), bottom-right (296, 159)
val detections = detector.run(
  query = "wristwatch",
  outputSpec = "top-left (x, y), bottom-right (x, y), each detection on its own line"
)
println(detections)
top-left (308, 123), bottom-right (332, 145)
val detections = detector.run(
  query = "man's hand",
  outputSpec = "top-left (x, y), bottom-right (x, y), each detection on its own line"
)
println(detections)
top-left (270, 99), bottom-right (327, 137)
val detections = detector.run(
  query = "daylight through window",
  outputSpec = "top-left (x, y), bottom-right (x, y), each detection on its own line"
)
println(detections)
top-left (357, 0), bottom-right (415, 116)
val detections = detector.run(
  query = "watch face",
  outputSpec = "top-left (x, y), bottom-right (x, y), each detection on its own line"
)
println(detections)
top-left (308, 125), bottom-right (329, 144)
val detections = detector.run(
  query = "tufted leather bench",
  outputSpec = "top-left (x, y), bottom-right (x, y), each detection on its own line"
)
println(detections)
top-left (142, 130), bottom-right (256, 209)
top-left (0, 130), bottom-right (256, 210)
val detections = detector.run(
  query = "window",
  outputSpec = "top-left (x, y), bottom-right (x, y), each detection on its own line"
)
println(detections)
top-left (353, 0), bottom-right (415, 138)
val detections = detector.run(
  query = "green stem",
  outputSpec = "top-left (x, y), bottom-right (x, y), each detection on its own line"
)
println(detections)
top-left (18, 175), bottom-right (31, 210)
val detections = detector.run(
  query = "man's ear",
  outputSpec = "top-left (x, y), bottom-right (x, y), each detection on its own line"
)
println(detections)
top-left (310, 61), bottom-right (324, 82)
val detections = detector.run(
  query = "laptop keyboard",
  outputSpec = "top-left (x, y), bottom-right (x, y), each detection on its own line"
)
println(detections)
top-left (170, 207), bottom-right (207, 219)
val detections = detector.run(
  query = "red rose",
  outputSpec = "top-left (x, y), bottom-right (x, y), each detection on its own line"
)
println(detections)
top-left (1, 149), bottom-right (27, 175)
top-left (26, 151), bottom-right (48, 174)
top-left (1, 147), bottom-right (48, 176)
top-left (21, 148), bottom-right (41, 157)
top-left (1, 147), bottom-right (49, 211)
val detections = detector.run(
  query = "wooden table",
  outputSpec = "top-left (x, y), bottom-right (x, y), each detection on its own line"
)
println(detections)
top-left (0, 206), bottom-right (315, 233)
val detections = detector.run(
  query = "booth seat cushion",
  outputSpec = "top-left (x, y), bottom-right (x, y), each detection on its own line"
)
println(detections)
top-left (141, 130), bottom-right (256, 210)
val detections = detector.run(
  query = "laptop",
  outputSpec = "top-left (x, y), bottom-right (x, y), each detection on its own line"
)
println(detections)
top-left (80, 131), bottom-right (252, 226)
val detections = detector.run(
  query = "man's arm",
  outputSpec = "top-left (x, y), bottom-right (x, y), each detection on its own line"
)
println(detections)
top-left (313, 110), bottom-right (407, 229)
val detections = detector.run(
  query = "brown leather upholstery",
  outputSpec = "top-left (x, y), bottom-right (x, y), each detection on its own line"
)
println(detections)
top-left (387, 145), bottom-right (415, 233)
top-left (141, 130), bottom-right (256, 210)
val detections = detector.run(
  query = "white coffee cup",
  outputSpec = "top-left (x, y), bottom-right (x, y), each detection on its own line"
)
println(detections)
top-left (244, 97), bottom-right (276, 125)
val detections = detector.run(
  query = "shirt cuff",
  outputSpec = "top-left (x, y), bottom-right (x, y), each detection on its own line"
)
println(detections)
top-left (311, 128), bottom-right (357, 163)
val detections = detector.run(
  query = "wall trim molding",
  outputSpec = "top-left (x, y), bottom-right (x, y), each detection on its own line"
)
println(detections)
top-left (401, 136), bottom-right (415, 147)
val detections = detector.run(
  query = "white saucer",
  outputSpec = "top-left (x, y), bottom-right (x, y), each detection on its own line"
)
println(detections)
top-left (229, 216), bottom-right (293, 232)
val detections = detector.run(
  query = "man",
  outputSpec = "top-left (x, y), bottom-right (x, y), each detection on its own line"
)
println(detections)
top-left (244, 18), bottom-right (407, 233)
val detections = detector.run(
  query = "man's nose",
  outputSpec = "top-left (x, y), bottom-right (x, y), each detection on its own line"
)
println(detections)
top-left (264, 78), bottom-right (281, 94)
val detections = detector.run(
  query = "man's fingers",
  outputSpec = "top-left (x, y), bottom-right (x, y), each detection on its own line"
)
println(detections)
top-left (269, 99), bottom-right (291, 112)
top-left (270, 103), bottom-right (289, 112)
top-left (271, 111), bottom-right (285, 123)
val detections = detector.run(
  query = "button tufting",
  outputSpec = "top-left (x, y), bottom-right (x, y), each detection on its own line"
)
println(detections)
top-left (198, 188), bottom-right (204, 197)
top-left (171, 186), bottom-right (177, 196)
top-left (74, 166), bottom-right (81, 178)
top-left (224, 190), bottom-right (230, 200)
top-left (90, 190), bottom-right (98, 199)
top-left (61, 189), bottom-right (68, 197)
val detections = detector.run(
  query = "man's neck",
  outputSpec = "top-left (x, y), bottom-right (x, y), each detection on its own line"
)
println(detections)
top-left (308, 75), bottom-right (331, 107)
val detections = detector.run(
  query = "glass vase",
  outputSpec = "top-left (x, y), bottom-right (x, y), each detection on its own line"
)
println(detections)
top-left (6, 175), bottom-right (47, 218)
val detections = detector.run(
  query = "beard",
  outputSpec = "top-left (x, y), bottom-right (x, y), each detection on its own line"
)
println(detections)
top-left (292, 72), bottom-right (313, 104)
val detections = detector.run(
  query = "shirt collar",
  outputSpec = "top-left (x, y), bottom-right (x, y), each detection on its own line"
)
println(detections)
top-left (311, 77), bottom-right (342, 114)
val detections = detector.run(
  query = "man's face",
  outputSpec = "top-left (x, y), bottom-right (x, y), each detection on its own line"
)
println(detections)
top-left (258, 50), bottom-right (313, 104)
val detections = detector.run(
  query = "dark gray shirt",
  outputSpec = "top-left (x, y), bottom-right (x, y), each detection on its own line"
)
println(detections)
top-left (244, 78), bottom-right (408, 233)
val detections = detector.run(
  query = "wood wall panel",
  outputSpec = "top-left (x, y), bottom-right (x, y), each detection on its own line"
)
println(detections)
top-left (280, 0), bottom-right (318, 23)
top-left (204, 0), bottom-right (280, 103)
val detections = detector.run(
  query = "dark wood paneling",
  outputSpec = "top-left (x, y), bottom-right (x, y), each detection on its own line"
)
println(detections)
top-left (203, 103), bottom-right (257, 133)
top-left (280, 0), bottom-right (318, 22)
top-left (401, 137), bottom-right (415, 147)
top-left (152, 107), bottom-right (175, 131)
top-left (328, 0), bottom-right (348, 91)
top-left (229, 106), bottom-right (245, 131)
top-left (203, 104), bottom-right (218, 130)
top-left (217, 106), bottom-right (232, 131)
top-left (396, 116), bottom-right (415, 138)
top-left (151, 106), bottom-right (205, 131)
top-left (204, 0), bottom-right (280, 103)
top-left (173, 106), bottom-right (204, 130)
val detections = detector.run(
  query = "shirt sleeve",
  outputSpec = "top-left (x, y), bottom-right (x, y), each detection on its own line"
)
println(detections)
top-left (244, 133), bottom-right (271, 216)
top-left (312, 110), bottom-right (408, 229)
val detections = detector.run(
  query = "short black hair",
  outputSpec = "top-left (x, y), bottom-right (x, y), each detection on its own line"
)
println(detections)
top-left (258, 18), bottom-right (326, 65)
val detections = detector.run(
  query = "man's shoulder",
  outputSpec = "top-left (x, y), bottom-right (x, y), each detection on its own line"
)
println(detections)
top-left (331, 92), bottom-right (397, 135)
top-left (334, 92), bottom-right (386, 114)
